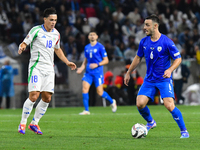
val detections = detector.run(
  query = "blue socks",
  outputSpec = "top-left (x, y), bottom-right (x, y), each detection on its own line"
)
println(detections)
top-left (101, 91), bottom-right (113, 104)
top-left (138, 106), bottom-right (153, 122)
top-left (82, 91), bottom-right (113, 111)
top-left (138, 106), bottom-right (187, 131)
top-left (82, 93), bottom-right (89, 111)
top-left (170, 107), bottom-right (187, 131)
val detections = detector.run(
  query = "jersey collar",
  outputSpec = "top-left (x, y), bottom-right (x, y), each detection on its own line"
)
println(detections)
top-left (41, 24), bottom-right (54, 32)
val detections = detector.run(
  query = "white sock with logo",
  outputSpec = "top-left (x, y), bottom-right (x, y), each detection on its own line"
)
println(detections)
top-left (31, 99), bottom-right (49, 125)
top-left (20, 98), bottom-right (35, 124)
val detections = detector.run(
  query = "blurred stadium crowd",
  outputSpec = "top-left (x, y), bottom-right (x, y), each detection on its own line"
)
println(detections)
top-left (0, 0), bottom-right (200, 65)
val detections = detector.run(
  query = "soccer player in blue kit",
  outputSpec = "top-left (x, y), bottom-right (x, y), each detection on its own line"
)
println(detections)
top-left (76, 31), bottom-right (117, 115)
top-left (124, 15), bottom-right (189, 138)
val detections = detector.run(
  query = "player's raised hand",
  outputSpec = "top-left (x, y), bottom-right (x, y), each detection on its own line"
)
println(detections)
top-left (66, 62), bottom-right (77, 70)
top-left (124, 73), bottom-right (130, 86)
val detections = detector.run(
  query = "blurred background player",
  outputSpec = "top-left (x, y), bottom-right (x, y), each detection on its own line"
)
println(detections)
top-left (76, 31), bottom-right (117, 115)
top-left (124, 14), bottom-right (189, 138)
top-left (0, 60), bottom-right (18, 109)
top-left (18, 7), bottom-right (76, 135)
top-left (173, 63), bottom-right (190, 104)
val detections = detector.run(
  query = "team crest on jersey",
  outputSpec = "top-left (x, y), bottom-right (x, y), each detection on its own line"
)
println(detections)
top-left (94, 49), bottom-right (97, 53)
top-left (26, 35), bottom-right (29, 39)
top-left (157, 46), bottom-right (162, 52)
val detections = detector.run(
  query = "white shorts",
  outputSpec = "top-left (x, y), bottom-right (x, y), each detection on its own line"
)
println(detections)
top-left (28, 68), bottom-right (55, 93)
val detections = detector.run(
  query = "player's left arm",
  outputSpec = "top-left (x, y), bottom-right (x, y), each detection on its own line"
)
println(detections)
top-left (90, 45), bottom-right (109, 69)
top-left (163, 57), bottom-right (182, 78)
top-left (54, 48), bottom-right (77, 70)
top-left (89, 56), bottom-right (109, 69)
top-left (163, 40), bottom-right (182, 78)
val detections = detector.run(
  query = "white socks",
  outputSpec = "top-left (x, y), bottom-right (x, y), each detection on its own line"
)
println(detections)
top-left (20, 98), bottom-right (35, 124)
top-left (31, 100), bottom-right (49, 125)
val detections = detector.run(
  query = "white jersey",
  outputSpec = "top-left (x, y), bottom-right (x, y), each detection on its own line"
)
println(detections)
top-left (23, 24), bottom-right (60, 72)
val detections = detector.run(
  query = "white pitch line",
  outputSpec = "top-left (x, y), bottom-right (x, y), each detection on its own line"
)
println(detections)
top-left (1, 112), bottom-right (200, 117)
top-left (0, 120), bottom-right (197, 124)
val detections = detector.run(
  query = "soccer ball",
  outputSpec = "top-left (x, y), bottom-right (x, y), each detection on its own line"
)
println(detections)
top-left (131, 123), bottom-right (148, 138)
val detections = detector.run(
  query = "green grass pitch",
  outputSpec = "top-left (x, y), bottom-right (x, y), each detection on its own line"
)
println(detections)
top-left (0, 105), bottom-right (200, 150)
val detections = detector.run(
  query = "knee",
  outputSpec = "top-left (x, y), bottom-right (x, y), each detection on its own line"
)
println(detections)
top-left (136, 102), bottom-right (145, 110)
top-left (136, 101), bottom-right (143, 109)
top-left (97, 90), bottom-right (103, 96)
top-left (164, 103), bottom-right (175, 112)
top-left (136, 97), bottom-right (146, 109)
top-left (29, 92), bottom-right (40, 102)
top-left (82, 86), bottom-right (89, 93)
top-left (41, 92), bottom-right (52, 103)
top-left (43, 97), bottom-right (51, 103)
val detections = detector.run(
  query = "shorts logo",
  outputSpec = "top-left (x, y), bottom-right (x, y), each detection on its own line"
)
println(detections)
top-left (26, 35), bottom-right (29, 39)
top-left (169, 84), bottom-right (172, 93)
top-left (157, 46), bottom-right (162, 52)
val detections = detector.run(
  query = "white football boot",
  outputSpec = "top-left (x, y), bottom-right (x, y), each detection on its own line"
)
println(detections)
top-left (79, 110), bottom-right (90, 115)
top-left (110, 99), bottom-right (117, 113)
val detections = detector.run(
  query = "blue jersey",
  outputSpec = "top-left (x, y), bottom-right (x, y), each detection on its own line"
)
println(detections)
top-left (84, 42), bottom-right (107, 74)
top-left (0, 65), bottom-right (18, 97)
top-left (137, 34), bottom-right (181, 82)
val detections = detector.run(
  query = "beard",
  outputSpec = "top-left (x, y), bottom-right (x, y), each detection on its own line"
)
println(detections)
top-left (146, 29), bottom-right (153, 36)
top-left (147, 33), bottom-right (152, 36)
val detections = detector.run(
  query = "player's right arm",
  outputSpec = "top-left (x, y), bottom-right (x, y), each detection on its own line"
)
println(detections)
top-left (124, 55), bottom-right (142, 86)
top-left (76, 58), bottom-right (87, 74)
top-left (18, 26), bottom-right (41, 54)
top-left (18, 42), bottom-right (27, 54)
top-left (124, 38), bottom-right (144, 86)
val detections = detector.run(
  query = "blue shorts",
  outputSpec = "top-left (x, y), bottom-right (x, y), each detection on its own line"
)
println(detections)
top-left (138, 79), bottom-right (174, 102)
top-left (82, 73), bottom-right (104, 87)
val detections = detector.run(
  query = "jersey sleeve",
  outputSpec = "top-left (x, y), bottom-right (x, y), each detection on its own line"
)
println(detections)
top-left (23, 26), bottom-right (41, 45)
top-left (100, 45), bottom-right (107, 58)
top-left (54, 30), bottom-right (61, 49)
top-left (137, 39), bottom-right (144, 57)
top-left (167, 39), bottom-right (181, 60)
top-left (84, 45), bottom-right (87, 58)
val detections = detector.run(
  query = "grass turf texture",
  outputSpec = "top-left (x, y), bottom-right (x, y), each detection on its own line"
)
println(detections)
top-left (0, 105), bottom-right (199, 150)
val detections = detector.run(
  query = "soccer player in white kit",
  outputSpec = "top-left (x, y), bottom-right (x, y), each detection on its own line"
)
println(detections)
top-left (18, 7), bottom-right (76, 135)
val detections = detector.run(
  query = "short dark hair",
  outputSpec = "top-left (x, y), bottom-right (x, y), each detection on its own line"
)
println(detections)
top-left (43, 7), bottom-right (57, 18)
top-left (89, 30), bottom-right (98, 35)
top-left (145, 14), bottom-right (160, 25)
